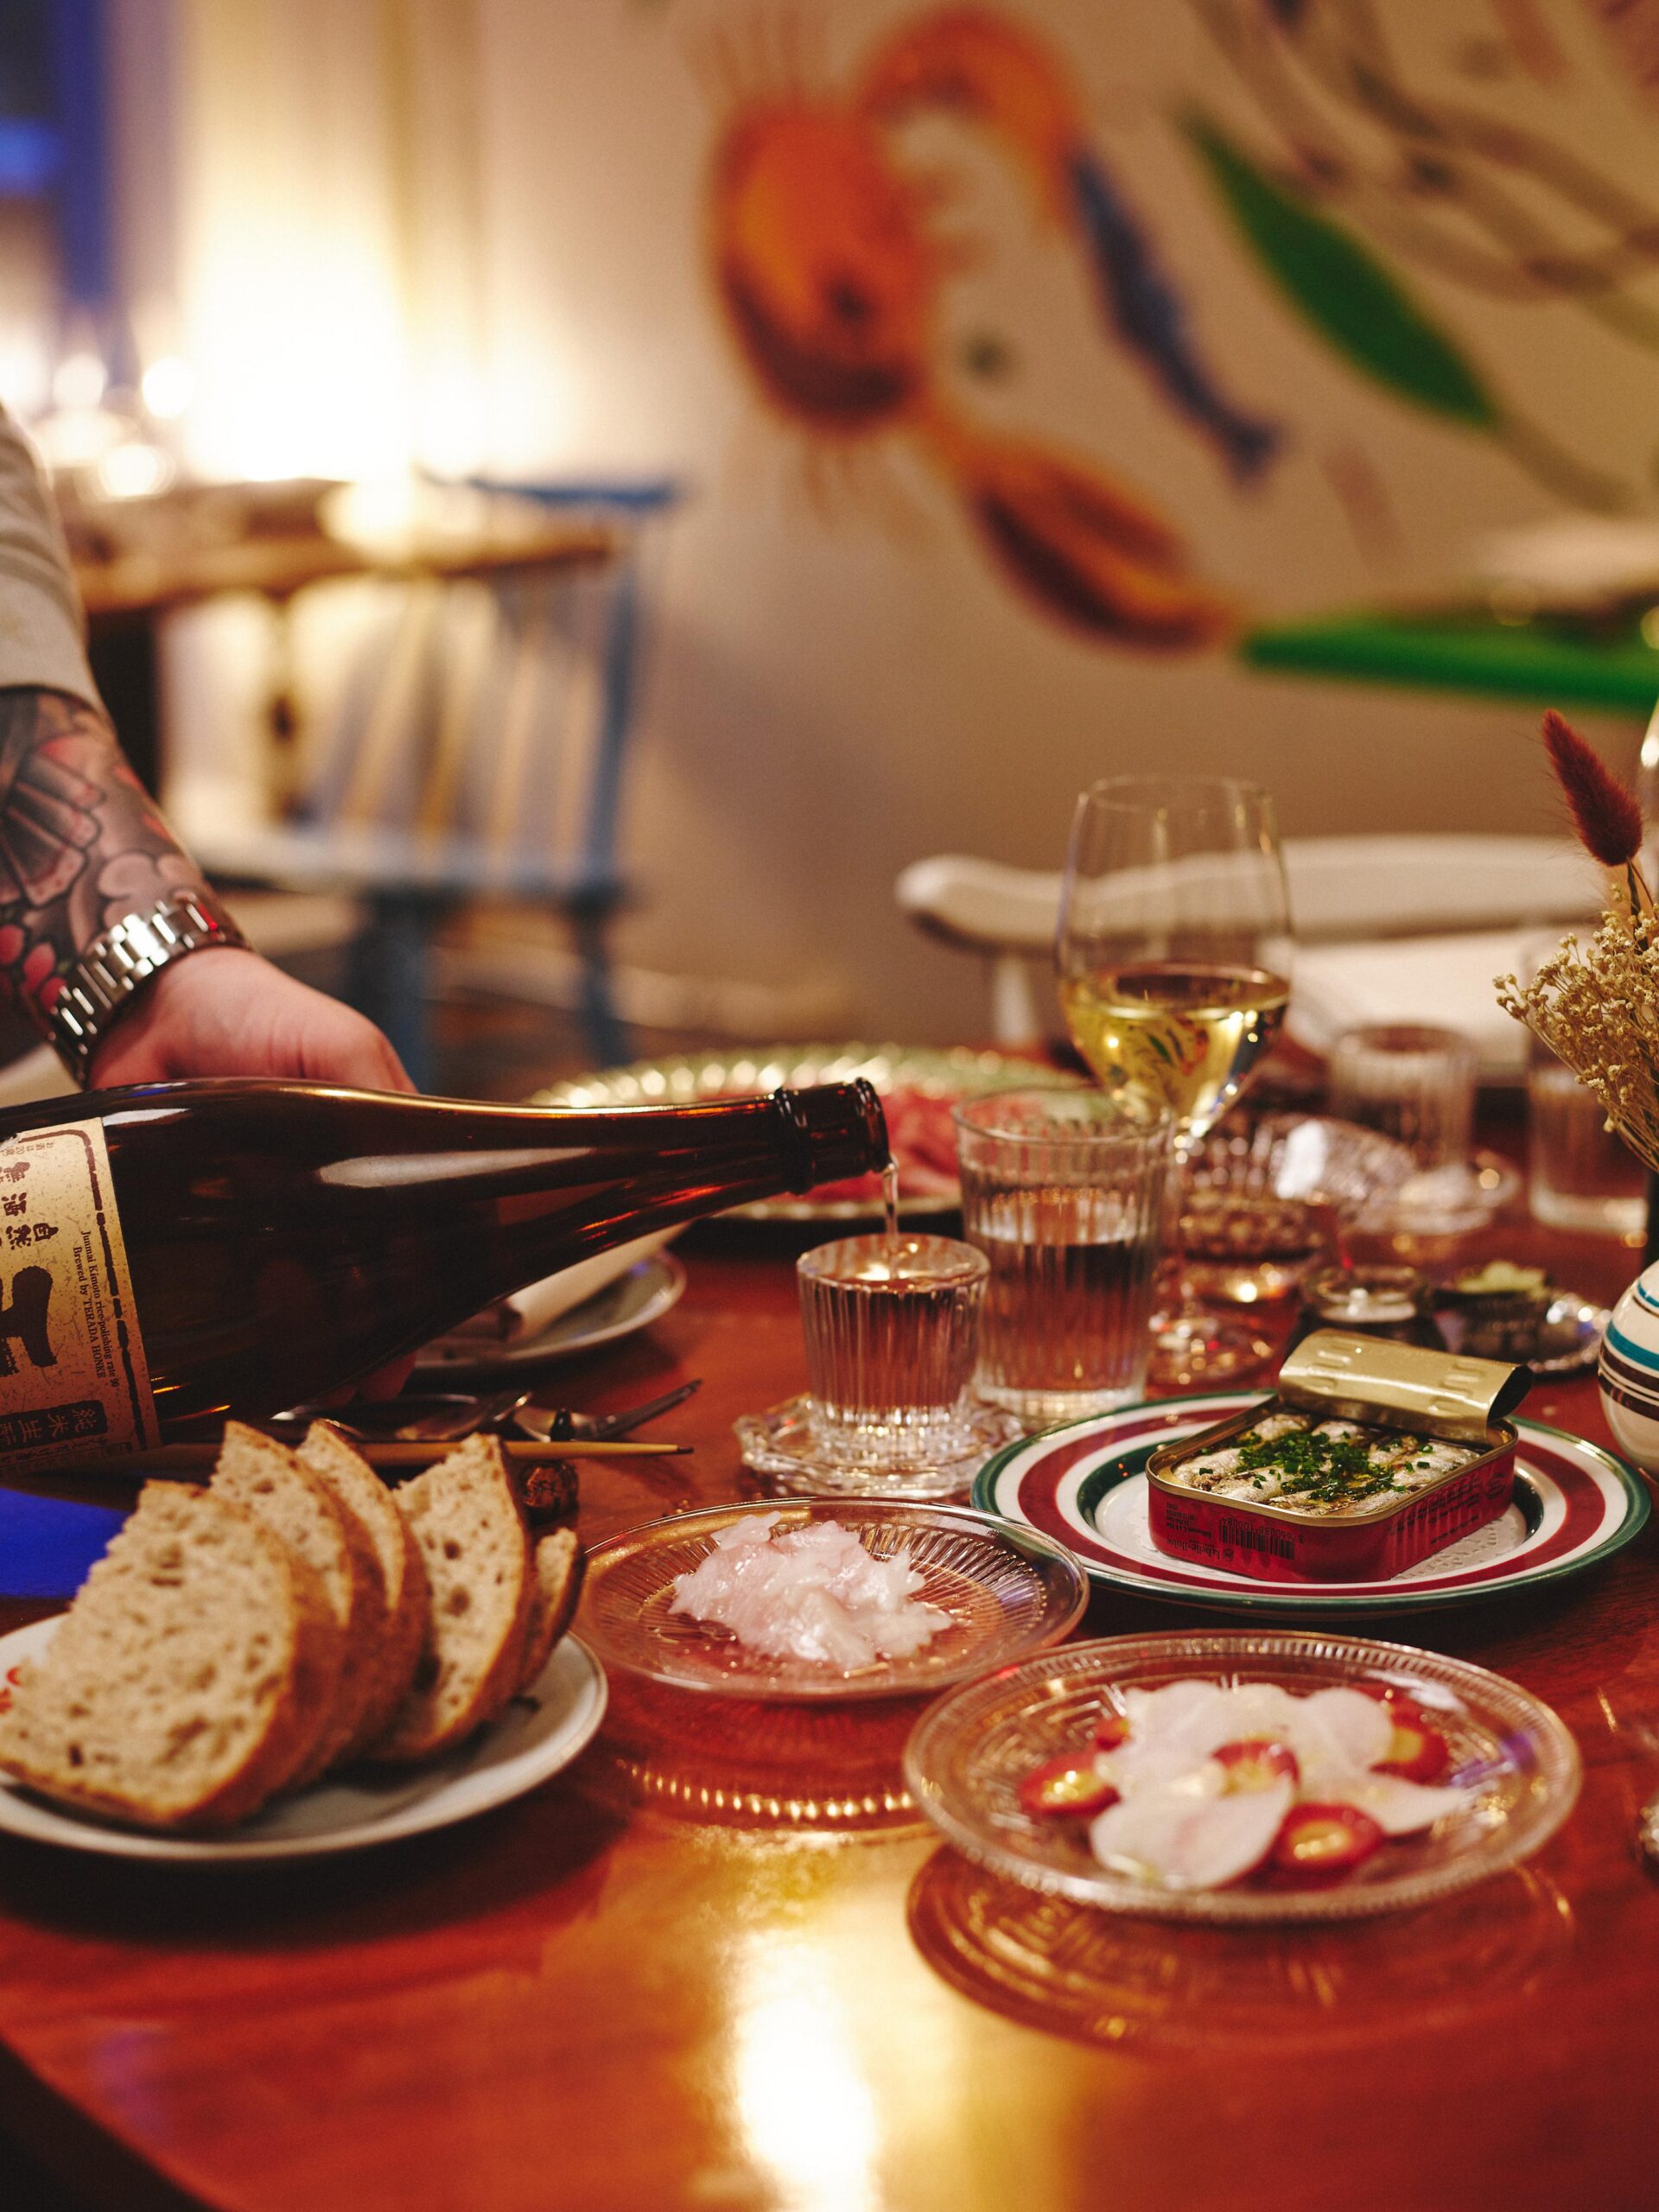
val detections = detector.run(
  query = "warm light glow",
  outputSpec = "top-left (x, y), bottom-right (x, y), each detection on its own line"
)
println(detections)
top-left (734, 1948), bottom-right (880, 2212)
top-left (141, 354), bottom-right (196, 422)
top-left (53, 350), bottom-right (108, 411)
top-left (0, 331), bottom-right (51, 418)
top-left (31, 407), bottom-right (128, 470)
top-left (96, 442), bottom-right (177, 500)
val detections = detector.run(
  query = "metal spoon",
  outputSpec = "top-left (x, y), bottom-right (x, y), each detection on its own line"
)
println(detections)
top-left (263, 1388), bottom-right (534, 1446)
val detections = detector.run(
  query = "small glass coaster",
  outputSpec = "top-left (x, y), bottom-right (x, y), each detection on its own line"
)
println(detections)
top-left (735, 1395), bottom-right (1024, 1500)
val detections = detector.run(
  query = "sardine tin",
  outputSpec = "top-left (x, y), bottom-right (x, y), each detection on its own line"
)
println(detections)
top-left (1146, 1331), bottom-right (1531, 1585)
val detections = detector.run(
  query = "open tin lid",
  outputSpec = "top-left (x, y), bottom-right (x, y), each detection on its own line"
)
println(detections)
top-left (1278, 1329), bottom-right (1533, 1441)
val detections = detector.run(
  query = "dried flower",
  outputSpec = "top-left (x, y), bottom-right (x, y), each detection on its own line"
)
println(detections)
top-left (1542, 709), bottom-right (1643, 868)
top-left (1498, 708), bottom-right (1659, 1170)
top-left (1498, 914), bottom-right (1659, 1174)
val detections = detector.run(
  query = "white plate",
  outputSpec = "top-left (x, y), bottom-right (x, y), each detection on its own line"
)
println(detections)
top-left (0, 1624), bottom-right (607, 1861)
top-left (415, 1254), bottom-right (686, 1374)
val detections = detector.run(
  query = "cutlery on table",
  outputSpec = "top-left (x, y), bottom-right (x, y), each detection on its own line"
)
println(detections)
top-left (522, 1378), bottom-right (702, 1442)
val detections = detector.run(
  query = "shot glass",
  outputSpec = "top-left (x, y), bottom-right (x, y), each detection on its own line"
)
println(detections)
top-left (954, 1088), bottom-right (1171, 1426)
top-left (793, 1231), bottom-right (990, 1497)
top-left (1328, 1024), bottom-right (1478, 1170)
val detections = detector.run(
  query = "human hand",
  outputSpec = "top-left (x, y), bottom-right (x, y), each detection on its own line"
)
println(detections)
top-left (86, 946), bottom-right (413, 1093)
top-left (88, 947), bottom-right (416, 1397)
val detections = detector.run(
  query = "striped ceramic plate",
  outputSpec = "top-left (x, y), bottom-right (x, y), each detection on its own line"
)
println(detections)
top-left (973, 1391), bottom-right (1649, 1616)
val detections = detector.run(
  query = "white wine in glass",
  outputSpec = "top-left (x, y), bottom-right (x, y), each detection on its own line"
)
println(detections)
top-left (1058, 959), bottom-right (1290, 1146)
top-left (1058, 777), bottom-right (1294, 1383)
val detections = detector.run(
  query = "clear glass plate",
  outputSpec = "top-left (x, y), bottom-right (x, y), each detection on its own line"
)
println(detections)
top-left (576, 1498), bottom-right (1090, 1701)
top-left (905, 1631), bottom-right (1580, 1923)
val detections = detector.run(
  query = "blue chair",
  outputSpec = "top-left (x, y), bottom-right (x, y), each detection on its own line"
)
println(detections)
top-left (194, 480), bottom-right (678, 1085)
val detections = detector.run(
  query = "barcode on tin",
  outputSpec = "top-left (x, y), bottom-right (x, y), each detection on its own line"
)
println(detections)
top-left (1217, 1516), bottom-right (1294, 1560)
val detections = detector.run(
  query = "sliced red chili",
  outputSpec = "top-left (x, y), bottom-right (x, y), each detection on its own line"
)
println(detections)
top-left (1017, 1753), bottom-right (1120, 1821)
top-left (1374, 1716), bottom-right (1450, 1783)
top-left (1269, 1802), bottom-right (1385, 1881)
top-left (1092, 1709), bottom-right (1130, 1752)
top-left (1214, 1737), bottom-right (1300, 1794)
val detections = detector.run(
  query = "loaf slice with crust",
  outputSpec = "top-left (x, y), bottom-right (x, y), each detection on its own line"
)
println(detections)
top-left (211, 1423), bottom-right (368, 1786)
top-left (516, 1529), bottom-right (584, 1694)
top-left (367, 1434), bottom-right (531, 1763)
top-left (0, 1483), bottom-right (330, 1833)
top-left (298, 1420), bottom-right (429, 1761)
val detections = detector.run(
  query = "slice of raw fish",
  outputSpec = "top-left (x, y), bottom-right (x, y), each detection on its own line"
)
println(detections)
top-left (1110, 1681), bottom-right (1242, 1786)
top-left (1090, 1778), bottom-right (1294, 1891)
top-left (1097, 1747), bottom-right (1226, 1801)
top-left (1217, 1682), bottom-right (1304, 1737)
top-left (1344, 1774), bottom-right (1473, 1836)
top-left (1287, 1687), bottom-right (1395, 1779)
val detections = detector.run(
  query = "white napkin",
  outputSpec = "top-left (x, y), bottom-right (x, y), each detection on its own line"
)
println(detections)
top-left (442, 1229), bottom-right (679, 1344)
top-left (1286, 930), bottom-right (1546, 1079)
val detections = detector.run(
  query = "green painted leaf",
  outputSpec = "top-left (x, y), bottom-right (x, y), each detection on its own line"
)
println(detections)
top-left (1181, 110), bottom-right (1500, 429)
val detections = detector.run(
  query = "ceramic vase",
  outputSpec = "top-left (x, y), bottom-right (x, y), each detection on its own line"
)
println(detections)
top-left (1599, 1262), bottom-right (1659, 1469)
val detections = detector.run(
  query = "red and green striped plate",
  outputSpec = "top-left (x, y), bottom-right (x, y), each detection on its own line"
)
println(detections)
top-left (972, 1392), bottom-right (1649, 1616)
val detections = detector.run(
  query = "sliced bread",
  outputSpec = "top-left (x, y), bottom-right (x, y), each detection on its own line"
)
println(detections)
top-left (367, 1433), bottom-right (531, 1764)
top-left (516, 1529), bottom-right (584, 1694)
top-left (298, 1420), bottom-right (429, 1760)
top-left (211, 1422), bottom-right (373, 1786)
top-left (0, 1482), bottom-right (331, 1832)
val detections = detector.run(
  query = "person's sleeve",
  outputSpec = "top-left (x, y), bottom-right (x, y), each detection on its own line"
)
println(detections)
top-left (0, 407), bottom-right (101, 709)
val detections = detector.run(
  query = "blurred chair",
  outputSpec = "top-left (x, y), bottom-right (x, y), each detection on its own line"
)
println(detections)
top-left (191, 480), bottom-right (678, 1086)
top-left (897, 836), bottom-right (1603, 1049)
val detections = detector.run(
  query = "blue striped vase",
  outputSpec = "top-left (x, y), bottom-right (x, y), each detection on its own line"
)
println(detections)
top-left (1599, 1266), bottom-right (1659, 1470)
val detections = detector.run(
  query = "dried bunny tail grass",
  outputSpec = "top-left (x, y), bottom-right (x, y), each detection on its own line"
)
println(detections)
top-left (1542, 709), bottom-right (1643, 868)
top-left (1498, 914), bottom-right (1659, 1173)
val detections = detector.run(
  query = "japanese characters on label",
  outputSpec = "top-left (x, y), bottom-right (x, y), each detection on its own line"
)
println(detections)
top-left (0, 1122), bottom-right (158, 1472)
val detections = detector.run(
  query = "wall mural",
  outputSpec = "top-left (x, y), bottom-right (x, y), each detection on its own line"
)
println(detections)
top-left (689, 3), bottom-right (1659, 653)
top-left (702, 7), bottom-right (1267, 649)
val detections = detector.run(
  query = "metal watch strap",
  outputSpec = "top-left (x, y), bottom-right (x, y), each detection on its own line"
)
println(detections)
top-left (49, 888), bottom-right (251, 1084)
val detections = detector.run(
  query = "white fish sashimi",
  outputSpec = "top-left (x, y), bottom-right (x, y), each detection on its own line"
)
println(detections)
top-left (1090, 1779), bottom-right (1294, 1891)
top-left (1217, 1682), bottom-right (1304, 1738)
top-left (1287, 1688), bottom-right (1395, 1784)
top-left (1344, 1775), bottom-right (1473, 1836)
top-left (670, 1517), bottom-right (950, 1669)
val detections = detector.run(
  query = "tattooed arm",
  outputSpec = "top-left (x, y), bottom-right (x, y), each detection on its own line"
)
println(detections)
top-left (0, 686), bottom-right (409, 1092)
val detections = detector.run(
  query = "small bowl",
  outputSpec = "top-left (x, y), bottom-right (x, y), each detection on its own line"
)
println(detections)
top-left (576, 1497), bottom-right (1090, 1701)
top-left (905, 1630), bottom-right (1580, 1923)
top-left (1181, 1115), bottom-right (1417, 1303)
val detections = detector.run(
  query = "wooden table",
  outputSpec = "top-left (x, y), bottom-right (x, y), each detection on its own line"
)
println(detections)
top-left (2, 1205), bottom-right (1657, 2212)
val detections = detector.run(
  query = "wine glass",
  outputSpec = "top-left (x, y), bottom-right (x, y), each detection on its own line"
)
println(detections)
top-left (1057, 776), bottom-right (1294, 1387)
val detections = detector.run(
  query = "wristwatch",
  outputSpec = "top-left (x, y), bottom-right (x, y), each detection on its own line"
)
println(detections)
top-left (48, 887), bottom-right (251, 1084)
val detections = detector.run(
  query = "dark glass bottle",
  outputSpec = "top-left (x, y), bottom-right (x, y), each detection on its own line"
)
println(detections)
top-left (0, 1078), bottom-right (887, 1469)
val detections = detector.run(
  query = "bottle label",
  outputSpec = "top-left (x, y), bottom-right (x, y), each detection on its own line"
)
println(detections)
top-left (0, 1119), bottom-right (159, 1475)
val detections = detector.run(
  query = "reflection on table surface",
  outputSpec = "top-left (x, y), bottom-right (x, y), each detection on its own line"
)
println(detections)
top-left (2, 1158), bottom-right (1659, 2212)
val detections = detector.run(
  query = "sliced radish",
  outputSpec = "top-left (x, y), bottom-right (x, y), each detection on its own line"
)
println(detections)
top-left (1269, 1802), bottom-right (1384, 1881)
top-left (1017, 1753), bottom-right (1121, 1821)
top-left (1344, 1774), bottom-right (1471, 1837)
top-left (1215, 1737), bottom-right (1300, 1794)
top-left (1090, 1778), bottom-right (1293, 1891)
